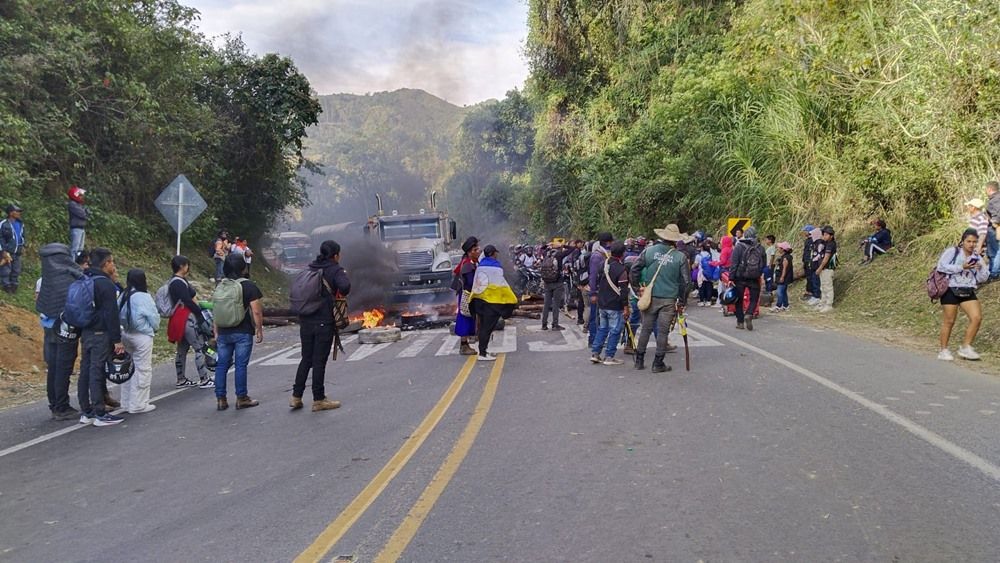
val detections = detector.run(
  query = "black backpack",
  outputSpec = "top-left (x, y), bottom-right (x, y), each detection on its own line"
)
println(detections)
top-left (288, 267), bottom-right (328, 316)
top-left (539, 253), bottom-right (560, 283)
top-left (733, 242), bottom-right (765, 280)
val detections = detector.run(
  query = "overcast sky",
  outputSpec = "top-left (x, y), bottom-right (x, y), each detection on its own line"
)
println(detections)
top-left (185, 0), bottom-right (529, 106)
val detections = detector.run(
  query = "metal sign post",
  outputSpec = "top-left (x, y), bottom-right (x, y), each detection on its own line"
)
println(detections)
top-left (155, 174), bottom-right (207, 256)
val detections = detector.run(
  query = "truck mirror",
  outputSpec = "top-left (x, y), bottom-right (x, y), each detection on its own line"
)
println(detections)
top-left (449, 219), bottom-right (457, 241)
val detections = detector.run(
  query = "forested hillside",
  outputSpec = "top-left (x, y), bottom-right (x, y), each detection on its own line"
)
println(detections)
top-left (0, 0), bottom-right (320, 249)
top-left (520, 0), bottom-right (1000, 240)
top-left (294, 89), bottom-right (470, 229)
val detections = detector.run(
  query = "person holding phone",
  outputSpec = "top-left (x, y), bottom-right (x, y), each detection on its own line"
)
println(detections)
top-left (936, 228), bottom-right (989, 361)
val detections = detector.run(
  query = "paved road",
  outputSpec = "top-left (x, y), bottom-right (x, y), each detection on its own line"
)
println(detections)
top-left (1, 307), bottom-right (998, 562)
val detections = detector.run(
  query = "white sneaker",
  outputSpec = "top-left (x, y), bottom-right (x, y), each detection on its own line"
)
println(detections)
top-left (818, 306), bottom-right (833, 313)
top-left (477, 354), bottom-right (496, 362)
top-left (937, 349), bottom-right (954, 361)
top-left (128, 404), bottom-right (157, 414)
top-left (807, 298), bottom-right (821, 306)
top-left (957, 346), bottom-right (981, 361)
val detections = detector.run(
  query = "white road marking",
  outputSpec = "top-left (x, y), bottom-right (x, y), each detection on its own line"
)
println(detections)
top-left (397, 334), bottom-right (438, 358)
top-left (528, 325), bottom-right (586, 352)
top-left (0, 387), bottom-right (192, 459)
top-left (259, 346), bottom-right (303, 366)
top-left (435, 335), bottom-right (459, 356)
top-left (347, 342), bottom-right (393, 362)
top-left (249, 345), bottom-right (299, 366)
top-left (688, 320), bottom-right (1000, 483)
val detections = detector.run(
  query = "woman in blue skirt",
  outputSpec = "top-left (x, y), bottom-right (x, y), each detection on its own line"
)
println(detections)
top-left (454, 236), bottom-right (480, 355)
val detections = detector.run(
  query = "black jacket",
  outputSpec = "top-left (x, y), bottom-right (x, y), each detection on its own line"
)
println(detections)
top-left (301, 259), bottom-right (351, 323)
top-left (68, 201), bottom-right (89, 229)
top-left (168, 277), bottom-right (205, 323)
top-left (596, 258), bottom-right (628, 310)
top-left (36, 243), bottom-right (84, 318)
top-left (88, 271), bottom-right (122, 343)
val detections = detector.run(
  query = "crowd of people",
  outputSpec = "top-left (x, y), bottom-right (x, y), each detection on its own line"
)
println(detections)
top-left (8, 178), bottom-right (1000, 424)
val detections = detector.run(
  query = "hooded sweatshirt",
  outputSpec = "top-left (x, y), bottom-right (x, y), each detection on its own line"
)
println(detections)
top-left (299, 258), bottom-right (351, 324)
top-left (716, 236), bottom-right (734, 269)
top-left (729, 227), bottom-right (763, 281)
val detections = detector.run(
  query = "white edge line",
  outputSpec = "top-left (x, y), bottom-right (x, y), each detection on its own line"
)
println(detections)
top-left (0, 343), bottom-right (305, 459)
top-left (687, 320), bottom-right (1000, 483)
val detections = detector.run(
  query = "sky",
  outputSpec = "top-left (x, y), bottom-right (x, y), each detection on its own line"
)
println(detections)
top-left (184, 0), bottom-right (530, 106)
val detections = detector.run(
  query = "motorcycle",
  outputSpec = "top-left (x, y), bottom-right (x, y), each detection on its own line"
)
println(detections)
top-left (515, 265), bottom-right (544, 298)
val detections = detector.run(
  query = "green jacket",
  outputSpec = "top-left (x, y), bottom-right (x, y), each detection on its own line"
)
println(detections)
top-left (629, 244), bottom-right (690, 303)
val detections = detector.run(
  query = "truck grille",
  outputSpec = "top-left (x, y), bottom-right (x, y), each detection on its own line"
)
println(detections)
top-left (396, 250), bottom-right (434, 271)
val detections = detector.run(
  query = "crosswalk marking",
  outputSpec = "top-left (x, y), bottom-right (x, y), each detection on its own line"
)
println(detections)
top-left (258, 321), bottom-right (724, 366)
top-left (348, 342), bottom-right (393, 362)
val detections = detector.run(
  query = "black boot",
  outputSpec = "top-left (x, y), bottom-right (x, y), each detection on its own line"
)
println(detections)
top-left (634, 352), bottom-right (645, 370)
top-left (651, 354), bottom-right (670, 373)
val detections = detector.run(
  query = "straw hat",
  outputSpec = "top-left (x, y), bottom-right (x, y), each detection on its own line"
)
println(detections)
top-left (653, 223), bottom-right (686, 242)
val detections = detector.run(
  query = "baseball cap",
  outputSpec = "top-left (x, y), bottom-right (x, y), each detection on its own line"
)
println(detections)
top-left (965, 198), bottom-right (985, 209)
top-left (801, 224), bottom-right (814, 232)
top-left (5, 204), bottom-right (23, 214)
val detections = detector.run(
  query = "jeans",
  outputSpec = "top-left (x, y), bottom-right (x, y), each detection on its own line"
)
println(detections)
top-left (175, 315), bottom-right (208, 381)
top-left (637, 298), bottom-right (676, 356)
top-left (294, 321), bottom-right (334, 400)
top-left (79, 330), bottom-right (111, 416)
top-left (698, 280), bottom-right (714, 303)
top-left (214, 258), bottom-right (225, 281)
top-left (587, 302), bottom-right (598, 346)
top-left (542, 282), bottom-right (564, 327)
top-left (733, 279), bottom-right (761, 324)
top-left (214, 332), bottom-right (253, 398)
top-left (808, 269), bottom-right (821, 299)
top-left (591, 309), bottom-right (624, 358)
top-left (69, 228), bottom-right (86, 258)
top-left (763, 266), bottom-right (774, 293)
top-left (122, 332), bottom-right (154, 411)
top-left (45, 328), bottom-right (78, 413)
top-left (803, 265), bottom-right (815, 296)
top-left (988, 225), bottom-right (1000, 278)
top-left (0, 251), bottom-right (21, 288)
top-left (775, 283), bottom-right (789, 308)
top-left (819, 269), bottom-right (835, 308)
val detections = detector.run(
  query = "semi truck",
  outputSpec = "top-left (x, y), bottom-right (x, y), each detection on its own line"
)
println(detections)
top-left (310, 192), bottom-right (459, 308)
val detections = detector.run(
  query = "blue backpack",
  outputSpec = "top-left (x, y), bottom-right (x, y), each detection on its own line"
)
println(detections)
top-left (700, 255), bottom-right (721, 282)
top-left (63, 275), bottom-right (96, 328)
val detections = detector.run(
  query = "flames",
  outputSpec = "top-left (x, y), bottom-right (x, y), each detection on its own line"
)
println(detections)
top-left (362, 309), bottom-right (385, 329)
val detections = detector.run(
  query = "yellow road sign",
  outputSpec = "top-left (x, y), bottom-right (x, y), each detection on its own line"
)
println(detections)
top-left (727, 217), bottom-right (752, 237)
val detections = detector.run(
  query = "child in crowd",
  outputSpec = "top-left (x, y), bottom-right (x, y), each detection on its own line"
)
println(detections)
top-left (772, 242), bottom-right (794, 312)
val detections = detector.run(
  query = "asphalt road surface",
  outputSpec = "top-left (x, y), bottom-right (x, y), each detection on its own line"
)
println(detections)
top-left (1, 306), bottom-right (999, 562)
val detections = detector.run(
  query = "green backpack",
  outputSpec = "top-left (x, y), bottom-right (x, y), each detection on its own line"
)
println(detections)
top-left (213, 278), bottom-right (247, 328)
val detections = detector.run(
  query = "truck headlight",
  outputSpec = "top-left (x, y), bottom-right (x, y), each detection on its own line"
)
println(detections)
top-left (435, 260), bottom-right (452, 271)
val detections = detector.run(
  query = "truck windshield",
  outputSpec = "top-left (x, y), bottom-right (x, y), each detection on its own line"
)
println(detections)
top-left (381, 219), bottom-right (441, 241)
top-left (283, 247), bottom-right (309, 261)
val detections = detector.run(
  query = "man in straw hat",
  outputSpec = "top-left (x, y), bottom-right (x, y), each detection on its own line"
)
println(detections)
top-left (629, 223), bottom-right (690, 373)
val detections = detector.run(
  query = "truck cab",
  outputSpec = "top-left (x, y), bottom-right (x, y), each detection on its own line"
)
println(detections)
top-left (368, 204), bottom-right (458, 304)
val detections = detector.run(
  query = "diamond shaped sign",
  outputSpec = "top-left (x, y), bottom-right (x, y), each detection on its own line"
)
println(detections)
top-left (155, 174), bottom-right (207, 234)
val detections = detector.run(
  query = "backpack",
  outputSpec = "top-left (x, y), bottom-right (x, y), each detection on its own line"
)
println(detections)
top-left (926, 247), bottom-right (960, 301)
top-left (212, 278), bottom-right (248, 328)
top-left (155, 277), bottom-right (181, 318)
top-left (63, 275), bottom-right (96, 328)
top-left (733, 242), bottom-right (765, 280)
top-left (289, 267), bottom-right (327, 316)
top-left (539, 253), bottom-right (560, 283)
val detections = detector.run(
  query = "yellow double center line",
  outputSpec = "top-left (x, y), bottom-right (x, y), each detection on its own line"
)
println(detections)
top-left (296, 354), bottom-right (505, 562)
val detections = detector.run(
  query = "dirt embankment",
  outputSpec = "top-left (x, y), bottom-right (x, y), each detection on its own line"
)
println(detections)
top-left (0, 303), bottom-right (46, 408)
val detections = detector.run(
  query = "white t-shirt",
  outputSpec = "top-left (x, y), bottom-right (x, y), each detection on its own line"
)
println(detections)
top-left (522, 255), bottom-right (536, 268)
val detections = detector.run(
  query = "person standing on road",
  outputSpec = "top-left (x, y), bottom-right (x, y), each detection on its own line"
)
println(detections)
top-left (713, 234), bottom-right (733, 313)
top-left (729, 226), bottom-right (765, 330)
top-left (814, 226), bottom-right (838, 313)
top-left (67, 185), bottom-right (89, 259)
top-left (806, 227), bottom-right (824, 305)
top-left (470, 245), bottom-right (517, 361)
top-left (540, 240), bottom-right (573, 331)
top-left (936, 228), bottom-right (989, 361)
top-left (36, 243), bottom-right (85, 420)
top-left (630, 224), bottom-right (689, 373)
top-left (118, 269), bottom-right (159, 414)
top-left (772, 242), bottom-right (794, 311)
top-left (454, 237), bottom-right (480, 356)
top-left (213, 254), bottom-right (264, 410)
top-left (291, 240), bottom-right (350, 412)
top-left (590, 242), bottom-right (629, 365)
top-left (984, 181), bottom-right (1000, 280)
top-left (799, 224), bottom-right (816, 301)
top-left (0, 204), bottom-right (26, 294)
top-left (588, 232), bottom-right (614, 346)
top-left (166, 256), bottom-right (212, 388)
top-left (77, 248), bottom-right (125, 427)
